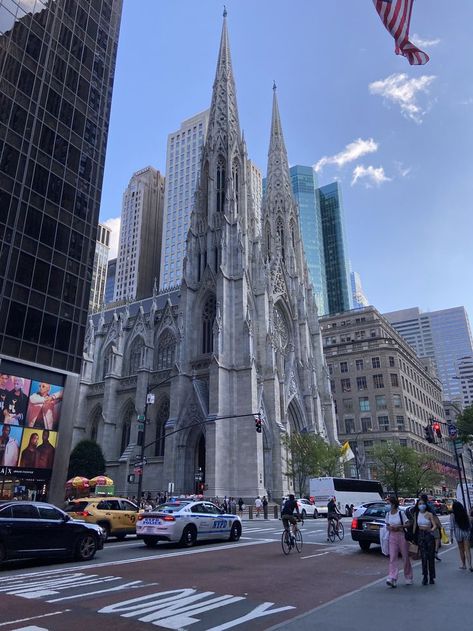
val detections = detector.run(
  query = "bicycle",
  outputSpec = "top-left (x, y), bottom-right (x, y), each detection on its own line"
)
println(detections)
top-left (327, 517), bottom-right (344, 543)
top-left (281, 519), bottom-right (303, 555)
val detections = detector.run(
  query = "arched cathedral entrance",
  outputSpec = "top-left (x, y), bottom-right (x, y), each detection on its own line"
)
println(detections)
top-left (195, 434), bottom-right (206, 494)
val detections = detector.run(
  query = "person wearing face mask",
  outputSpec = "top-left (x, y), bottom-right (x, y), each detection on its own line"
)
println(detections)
top-left (413, 499), bottom-right (437, 585)
top-left (385, 496), bottom-right (413, 588)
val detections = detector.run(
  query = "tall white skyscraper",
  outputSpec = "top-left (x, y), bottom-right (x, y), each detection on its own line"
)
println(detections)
top-left (89, 223), bottom-right (111, 312)
top-left (114, 166), bottom-right (165, 302)
top-left (159, 110), bottom-right (209, 290)
top-left (457, 355), bottom-right (473, 407)
top-left (351, 270), bottom-right (369, 309)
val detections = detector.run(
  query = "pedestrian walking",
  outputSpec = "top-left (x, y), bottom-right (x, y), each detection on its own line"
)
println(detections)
top-left (238, 497), bottom-right (244, 516)
top-left (262, 495), bottom-right (268, 519)
top-left (413, 498), bottom-right (437, 585)
top-left (449, 500), bottom-right (472, 571)
top-left (254, 496), bottom-right (262, 517)
top-left (420, 493), bottom-right (442, 561)
top-left (385, 496), bottom-right (413, 588)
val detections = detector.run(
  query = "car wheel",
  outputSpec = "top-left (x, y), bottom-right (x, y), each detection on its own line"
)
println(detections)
top-left (301, 510), bottom-right (307, 520)
top-left (0, 542), bottom-right (6, 563)
top-left (359, 541), bottom-right (371, 552)
top-left (143, 536), bottom-right (158, 548)
top-left (313, 509), bottom-right (319, 519)
top-left (229, 521), bottom-right (242, 542)
top-left (75, 535), bottom-right (98, 561)
top-left (98, 522), bottom-right (110, 542)
top-left (180, 525), bottom-right (197, 547)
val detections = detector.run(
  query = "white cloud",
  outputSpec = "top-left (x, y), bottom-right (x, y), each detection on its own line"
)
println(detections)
top-left (351, 165), bottom-right (391, 188)
top-left (411, 34), bottom-right (441, 48)
top-left (394, 161), bottom-right (411, 178)
top-left (314, 138), bottom-right (378, 173)
top-left (102, 217), bottom-right (121, 259)
top-left (369, 73), bottom-right (436, 123)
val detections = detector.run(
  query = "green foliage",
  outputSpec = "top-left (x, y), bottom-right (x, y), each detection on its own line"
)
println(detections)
top-left (281, 433), bottom-right (342, 497)
top-left (457, 406), bottom-right (473, 444)
top-left (373, 441), bottom-right (442, 497)
top-left (67, 439), bottom-right (106, 480)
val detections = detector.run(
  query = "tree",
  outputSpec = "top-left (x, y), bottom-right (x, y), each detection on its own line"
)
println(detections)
top-left (457, 405), bottom-right (473, 444)
top-left (281, 433), bottom-right (342, 497)
top-left (67, 439), bottom-right (106, 480)
top-left (373, 442), bottom-right (442, 497)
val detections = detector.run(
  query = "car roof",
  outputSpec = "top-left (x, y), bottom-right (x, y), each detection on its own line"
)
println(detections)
top-left (69, 496), bottom-right (131, 502)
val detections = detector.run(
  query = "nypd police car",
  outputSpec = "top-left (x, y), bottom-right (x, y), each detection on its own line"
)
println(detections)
top-left (136, 500), bottom-right (242, 547)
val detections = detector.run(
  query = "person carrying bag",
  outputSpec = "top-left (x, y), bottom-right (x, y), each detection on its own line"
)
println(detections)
top-left (385, 496), bottom-right (413, 588)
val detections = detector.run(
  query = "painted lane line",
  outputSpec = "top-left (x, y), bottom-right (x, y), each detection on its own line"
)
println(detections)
top-left (300, 552), bottom-right (330, 560)
top-left (0, 610), bottom-right (71, 628)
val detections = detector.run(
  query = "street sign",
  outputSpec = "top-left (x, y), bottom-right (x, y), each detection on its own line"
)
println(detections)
top-left (448, 424), bottom-right (458, 438)
top-left (146, 393), bottom-right (155, 404)
top-left (454, 438), bottom-right (463, 449)
top-left (137, 414), bottom-right (145, 422)
top-left (137, 422), bottom-right (144, 431)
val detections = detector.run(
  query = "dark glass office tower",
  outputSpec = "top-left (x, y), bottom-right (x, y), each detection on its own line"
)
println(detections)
top-left (0, 0), bottom-right (122, 373)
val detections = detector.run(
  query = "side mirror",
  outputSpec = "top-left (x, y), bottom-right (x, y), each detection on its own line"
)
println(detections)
top-left (63, 513), bottom-right (71, 522)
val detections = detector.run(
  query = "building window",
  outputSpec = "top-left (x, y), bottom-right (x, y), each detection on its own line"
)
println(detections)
top-left (372, 357), bottom-right (380, 369)
top-left (330, 379), bottom-right (335, 393)
top-left (154, 398), bottom-right (169, 457)
top-left (341, 378), bottom-right (351, 393)
top-left (390, 373), bottom-right (399, 387)
top-left (128, 337), bottom-right (145, 375)
top-left (202, 295), bottom-right (216, 354)
top-left (399, 438), bottom-right (408, 447)
top-left (328, 364), bottom-right (333, 375)
top-left (344, 418), bottom-right (355, 434)
top-left (357, 376), bottom-right (367, 391)
top-left (343, 398), bottom-right (353, 411)
top-left (363, 438), bottom-right (374, 451)
top-left (155, 330), bottom-right (176, 370)
top-left (356, 359), bottom-right (364, 371)
top-left (389, 356), bottom-right (395, 367)
top-left (362, 417), bottom-right (372, 433)
top-left (359, 397), bottom-right (370, 412)
top-left (378, 416), bottom-right (389, 431)
top-left (216, 157), bottom-right (225, 213)
top-left (373, 374), bottom-right (384, 389)
top-left (393, 394), bottom-right (402, 408)
top-left (396, 415), bottom-right (405, 431)
top-left (375, 395), bottom-right (387, 410)
top-left (340, 361), bottom-right (348, 373)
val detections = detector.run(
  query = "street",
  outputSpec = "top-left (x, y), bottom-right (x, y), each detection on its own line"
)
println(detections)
top-left (2, 516), bottom-right (469, 631)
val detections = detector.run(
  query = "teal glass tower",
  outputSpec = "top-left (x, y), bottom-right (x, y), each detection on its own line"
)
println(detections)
top-left (289, 165), bottom-right (327, 315)
top-left (317, 182), bottom-right (353, 315)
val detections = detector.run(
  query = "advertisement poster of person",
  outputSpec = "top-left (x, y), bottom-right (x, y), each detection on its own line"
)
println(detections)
top-left (26, 381), bottom-right (64, 430)
top-left (20, 428), bottom-right (57, 470)
top-left (0, 424), bottom-right (23, 466)
top-left (0, 374), bottom-right (32, 426)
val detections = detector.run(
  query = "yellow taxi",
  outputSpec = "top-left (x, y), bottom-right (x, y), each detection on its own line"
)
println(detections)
top-left (65, 497), bottom-right (138, 541)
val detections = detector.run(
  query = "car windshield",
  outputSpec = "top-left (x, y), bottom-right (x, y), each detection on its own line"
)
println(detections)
top-left (65, 502), bottom-right (89, 512)
top-left (363, 506), bottom-right (389, 517)
top-left (156, 502), bottom-right (191, 513)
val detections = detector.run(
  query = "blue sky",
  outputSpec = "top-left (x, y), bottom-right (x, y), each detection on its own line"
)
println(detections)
top-left (100, 0), bottom-right (473, 323)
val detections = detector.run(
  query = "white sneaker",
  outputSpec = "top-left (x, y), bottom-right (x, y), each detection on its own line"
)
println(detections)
top-left (405, 579), bottom-right (413, 585)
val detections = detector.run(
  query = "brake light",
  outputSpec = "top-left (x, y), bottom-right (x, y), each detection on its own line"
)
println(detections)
top-left (163, 515), bottom-right (175, 521)
top-left (137, 514), bottom-right (144, 521)
top-left (351, 518), bottom-right (359, 529)
top-left (76, 511), bottom-right (92, 517)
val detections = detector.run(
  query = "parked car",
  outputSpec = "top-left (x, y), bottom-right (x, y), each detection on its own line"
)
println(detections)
top-left (296, 498), bottom-right (314, 519)
top-left (352, 501), bottom-right (389, 518)
top-left (351, 504), bottom-right (409, 551)
top-left (0, 501), bottom-right (104, 564)
top-left (65, 496), bottom-right (138, 541)
top-left (431, 498), bottom-right (449, 515)
top-left (136, 500), bottom-right (242, 547)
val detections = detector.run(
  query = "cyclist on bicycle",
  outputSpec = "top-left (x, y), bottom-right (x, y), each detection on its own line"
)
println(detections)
top-left (281, 494), bottom-right (301, 537)
top-left (327, 496), bottom-right (342, 541)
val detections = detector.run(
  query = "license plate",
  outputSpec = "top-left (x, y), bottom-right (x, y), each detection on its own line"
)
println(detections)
top-left (142, 518), bottom-right (161, 525)
top-left (367, 523), bottom-right (380, 531)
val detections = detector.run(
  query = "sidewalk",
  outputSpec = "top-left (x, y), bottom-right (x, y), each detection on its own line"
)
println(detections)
top-left (268, 545), bottom-right (473, 631)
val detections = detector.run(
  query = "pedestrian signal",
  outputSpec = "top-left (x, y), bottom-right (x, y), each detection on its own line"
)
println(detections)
top-left (255, 415), bottom-right (262, 433)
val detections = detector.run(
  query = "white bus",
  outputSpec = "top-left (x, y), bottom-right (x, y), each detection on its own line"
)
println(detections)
top-left (309, 477), bottom-right (384, 517)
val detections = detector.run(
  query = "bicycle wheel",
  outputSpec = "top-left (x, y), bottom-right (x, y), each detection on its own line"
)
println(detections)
top-left (294, 529), bottom-right (303, 552)
top-left (281, 530), bottom-right (291, 555)
top-left (327, 521), bottom-right (336, 543)
top-left (337, 522), bottom-right (345, 541)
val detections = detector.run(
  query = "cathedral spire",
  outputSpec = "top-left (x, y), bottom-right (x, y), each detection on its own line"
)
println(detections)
top-left (265, 82), bottom-right (291, 199)
top-left (206, 9), bottom-right (241, 150)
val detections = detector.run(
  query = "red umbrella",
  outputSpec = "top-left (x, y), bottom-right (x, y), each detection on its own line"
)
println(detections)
top-left (66, 476), bottom-right (90, 490)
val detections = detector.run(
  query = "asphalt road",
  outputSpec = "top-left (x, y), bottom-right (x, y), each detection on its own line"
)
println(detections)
top-left (0, 517), bottom-right (452, 631)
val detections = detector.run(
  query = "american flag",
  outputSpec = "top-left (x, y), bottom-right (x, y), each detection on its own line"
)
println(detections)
top-left (373, 0), bottom-right (430, 65)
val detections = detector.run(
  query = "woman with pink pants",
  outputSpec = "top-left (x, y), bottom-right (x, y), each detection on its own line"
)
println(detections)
top-left (385, 496), bottom-right (413, 588)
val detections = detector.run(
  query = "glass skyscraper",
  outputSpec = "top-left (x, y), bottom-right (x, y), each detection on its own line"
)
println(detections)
top-left (290, 165), bottom-right (327, 315)
top-left (0, 0), bottom-right (122, 374)
top-left (317, 182), bottom-right (352, 315)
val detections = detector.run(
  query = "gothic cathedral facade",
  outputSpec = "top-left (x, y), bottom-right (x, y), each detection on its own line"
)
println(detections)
top-left (74, 13), bottom-right (337, 499)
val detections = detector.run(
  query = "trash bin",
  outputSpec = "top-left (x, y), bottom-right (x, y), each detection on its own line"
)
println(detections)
top-left (248, 506), bottom-right (253, 519)
top-left (273, 505), bottom-right (279, 519)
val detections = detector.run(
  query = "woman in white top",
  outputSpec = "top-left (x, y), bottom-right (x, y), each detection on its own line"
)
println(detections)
top-left (385, 496), bottom-right (413, 588)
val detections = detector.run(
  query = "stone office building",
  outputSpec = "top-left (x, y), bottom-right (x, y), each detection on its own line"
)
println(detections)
top-left (320, 306), bottom-right (457, 489)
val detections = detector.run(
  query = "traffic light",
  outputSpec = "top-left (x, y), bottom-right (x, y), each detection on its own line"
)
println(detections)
top-left (432, 421), bottom-right (442, 438)
top-left (423, 425), bottom-right (434, 443)
top-left (255, 415), bottom-right (262, 433)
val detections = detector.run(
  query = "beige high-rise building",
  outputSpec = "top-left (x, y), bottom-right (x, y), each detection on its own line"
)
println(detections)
top-left (320, 306), bottom-right (458, 492)
top-left (89, 223), bottom-right (111, 312)
top-left (114, 167), bottom-right (165, 302)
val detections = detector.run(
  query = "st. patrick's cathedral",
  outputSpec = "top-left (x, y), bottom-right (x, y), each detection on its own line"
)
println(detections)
top-left (74, 13), bottom-right (337, 500)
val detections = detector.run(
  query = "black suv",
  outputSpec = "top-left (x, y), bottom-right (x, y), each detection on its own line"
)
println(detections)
top-left (351, 504), bottom-right (410, 551)
top-left (0, 501), bottom-right (104, 564)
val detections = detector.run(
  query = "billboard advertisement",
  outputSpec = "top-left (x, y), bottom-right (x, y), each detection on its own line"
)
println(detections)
top-left (0, 371), bottom-right (64, 481)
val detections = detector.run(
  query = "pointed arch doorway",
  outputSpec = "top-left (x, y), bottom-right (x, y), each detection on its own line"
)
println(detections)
top-left (195, 433), bottom-right (206, 494)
